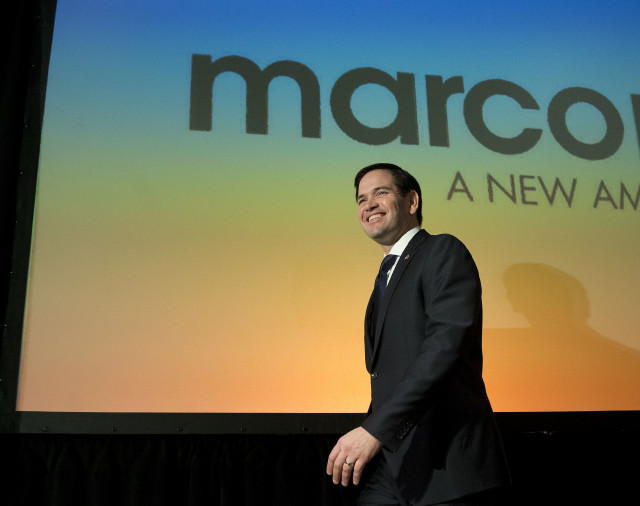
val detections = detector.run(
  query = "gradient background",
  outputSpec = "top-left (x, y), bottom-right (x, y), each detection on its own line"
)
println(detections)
top-left (18, 0), bottom-right (640, 412)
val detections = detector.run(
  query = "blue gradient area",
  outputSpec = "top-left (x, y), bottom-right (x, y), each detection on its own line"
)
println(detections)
top-left (39, 0), bottom-right (640, 212)
top-left (46, 0), bottom-right (640, 140)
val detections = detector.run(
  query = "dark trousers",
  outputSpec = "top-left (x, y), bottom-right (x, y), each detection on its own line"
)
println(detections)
top-left (357, 454), bottom-right (501, 506)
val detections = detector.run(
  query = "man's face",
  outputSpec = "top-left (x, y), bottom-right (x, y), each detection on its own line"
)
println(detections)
top-left (356, 169), bottom-right (419, 251)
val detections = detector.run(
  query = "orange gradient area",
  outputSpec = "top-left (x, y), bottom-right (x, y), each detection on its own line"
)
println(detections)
top-left (17, 104), bottom-right (640, 413)
top-left (483, 263), bottom-right (640, 411)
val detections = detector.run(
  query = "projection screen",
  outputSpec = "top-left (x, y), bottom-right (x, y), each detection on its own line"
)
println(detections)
top-left (16, 0), bottom-right (640, 414)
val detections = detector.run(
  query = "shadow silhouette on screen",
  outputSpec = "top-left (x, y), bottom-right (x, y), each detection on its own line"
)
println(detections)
top-left (483, 263), bottom-right (640, 411)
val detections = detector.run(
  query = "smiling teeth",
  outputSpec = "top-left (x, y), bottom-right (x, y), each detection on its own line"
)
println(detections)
top-left (368, 214), bottom-right (382, 222)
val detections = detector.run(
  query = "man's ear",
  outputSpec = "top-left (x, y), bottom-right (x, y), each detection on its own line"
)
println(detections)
top-left (408, 190), bottom-right (419, 215)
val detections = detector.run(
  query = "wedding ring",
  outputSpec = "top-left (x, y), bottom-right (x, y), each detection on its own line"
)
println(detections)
top-left (344, 460), bottom-right (354, 467)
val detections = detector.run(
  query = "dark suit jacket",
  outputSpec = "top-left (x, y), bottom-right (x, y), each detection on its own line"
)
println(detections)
top-left (361, 230), bottom-right (510, 505)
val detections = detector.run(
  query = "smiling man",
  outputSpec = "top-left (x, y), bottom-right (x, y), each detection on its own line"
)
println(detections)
top-left (327, 163), bottom-right (510, 506)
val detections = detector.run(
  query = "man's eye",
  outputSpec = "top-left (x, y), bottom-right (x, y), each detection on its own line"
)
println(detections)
top-left (376, 191), bottom-right (388, 197)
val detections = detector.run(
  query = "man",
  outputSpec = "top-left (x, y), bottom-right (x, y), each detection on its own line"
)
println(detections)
top-left (327, 163), bottom-right (509, 505)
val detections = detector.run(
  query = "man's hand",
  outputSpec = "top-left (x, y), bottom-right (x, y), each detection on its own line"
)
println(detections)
top-left (326, 426), bottom-right (383, 486)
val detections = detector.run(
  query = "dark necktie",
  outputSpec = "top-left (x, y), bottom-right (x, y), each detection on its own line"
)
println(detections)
top-left (374, 254), bottom-right (398, 313)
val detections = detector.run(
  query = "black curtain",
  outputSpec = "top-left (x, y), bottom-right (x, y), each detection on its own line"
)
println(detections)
top-left (2, 429), bottom-right (640, 506)
top-left (1, 434), bottom-right (361, 506)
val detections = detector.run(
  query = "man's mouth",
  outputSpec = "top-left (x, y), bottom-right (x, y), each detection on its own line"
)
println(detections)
top-left (368, 213), bottom-right (383, 222)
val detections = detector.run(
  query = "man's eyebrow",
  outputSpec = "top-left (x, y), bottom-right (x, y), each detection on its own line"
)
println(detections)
top-left (357, 185), bottom-right (395, 201)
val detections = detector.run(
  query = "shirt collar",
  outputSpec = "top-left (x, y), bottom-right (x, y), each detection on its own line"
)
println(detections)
top-left (388, 227), bottom-right (420, 257)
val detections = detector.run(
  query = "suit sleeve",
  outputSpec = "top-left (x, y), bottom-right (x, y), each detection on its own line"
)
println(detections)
top-left (361, 235), bottom-right (483, 452)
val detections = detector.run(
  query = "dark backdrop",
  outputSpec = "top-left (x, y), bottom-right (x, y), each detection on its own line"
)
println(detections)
top-left (1, 2), bottom-right (638, 505)
top-left (1, 426), bottom-right (639, 505)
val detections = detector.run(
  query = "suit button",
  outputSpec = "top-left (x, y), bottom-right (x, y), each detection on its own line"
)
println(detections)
top-left (371, 372), bottom-right (378, 379)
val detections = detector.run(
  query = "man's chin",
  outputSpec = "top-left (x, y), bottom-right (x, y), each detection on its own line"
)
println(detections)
top-left (363, 227), bottom-right (385, 242)
top-left (368, 231), bottom-right (393, 247)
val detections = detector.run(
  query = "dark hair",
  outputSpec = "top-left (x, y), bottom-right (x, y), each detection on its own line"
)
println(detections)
top-left (354, 163), bottom-right (423, 225)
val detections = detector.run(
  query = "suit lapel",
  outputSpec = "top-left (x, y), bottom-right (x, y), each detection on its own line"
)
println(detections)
top-left (371, 229), bottom-right (429, 363)
top-left (364, 294), bottom-right (375, 371)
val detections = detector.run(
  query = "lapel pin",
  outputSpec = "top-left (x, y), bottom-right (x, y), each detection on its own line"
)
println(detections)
top-left (404, 255), bottom-right (410, 260)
